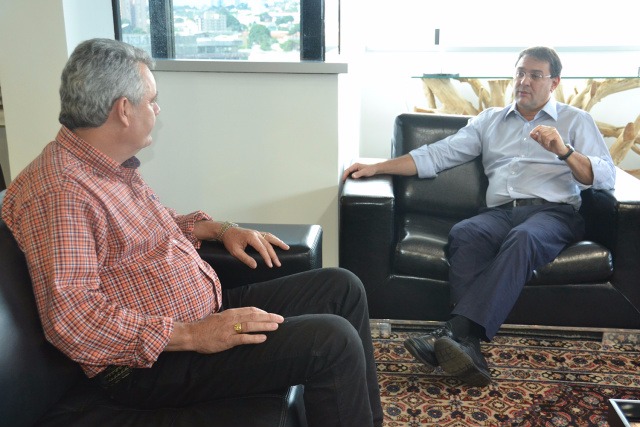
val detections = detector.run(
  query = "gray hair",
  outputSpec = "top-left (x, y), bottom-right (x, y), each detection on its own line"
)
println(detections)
top-left (59, 38), bottom-right (154, 129)
top-left (516, 46), bottom-right (562, 78)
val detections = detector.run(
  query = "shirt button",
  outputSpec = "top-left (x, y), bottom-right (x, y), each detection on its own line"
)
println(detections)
top-left (172, 239), bottom-right (178, 244)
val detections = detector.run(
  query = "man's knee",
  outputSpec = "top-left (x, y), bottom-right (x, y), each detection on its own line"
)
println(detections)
top-left (318, 267), bottom-right (367, 299)
top-left (504, 227), bottom-right (536, 250)
top-left (310, 314), bottom-right (365, 362)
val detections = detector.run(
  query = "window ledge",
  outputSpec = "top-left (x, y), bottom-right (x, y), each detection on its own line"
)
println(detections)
top-left (154, 59), bottom-right (348, 75)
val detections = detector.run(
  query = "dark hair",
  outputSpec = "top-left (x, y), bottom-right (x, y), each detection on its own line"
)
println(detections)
top-left (516, 46), bottom-right (562, 78)
top-left (59, 38), bottom-right (154, 130)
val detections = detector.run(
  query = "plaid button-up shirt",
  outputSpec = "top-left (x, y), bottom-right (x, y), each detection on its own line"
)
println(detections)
top-left (2, 127), bottom-right (222, 377)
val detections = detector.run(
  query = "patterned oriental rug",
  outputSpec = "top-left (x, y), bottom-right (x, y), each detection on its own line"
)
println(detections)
top-left (373, 326), bottom-right (640, 426)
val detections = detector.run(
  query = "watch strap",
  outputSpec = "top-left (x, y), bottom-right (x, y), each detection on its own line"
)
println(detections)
top-left (557, 144), bottom-right (574, 161)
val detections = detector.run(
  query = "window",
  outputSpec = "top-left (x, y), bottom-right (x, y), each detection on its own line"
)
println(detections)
top-left (112, 0), bottom-right (339, 62)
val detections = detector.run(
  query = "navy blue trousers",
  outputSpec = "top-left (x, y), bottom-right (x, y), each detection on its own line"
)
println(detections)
top-left (448, 203), bottom-right (584, 340)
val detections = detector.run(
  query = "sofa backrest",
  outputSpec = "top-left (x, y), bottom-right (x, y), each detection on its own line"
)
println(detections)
top-left (392, 113), bottom-right (488, 220)
top-left (0, 189), bottom-right (82, 427)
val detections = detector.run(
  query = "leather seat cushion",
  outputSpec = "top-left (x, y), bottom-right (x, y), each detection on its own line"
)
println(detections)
top-left (529, 241), bottom-right (613, 286)
top-left (394, 215), bottom-right (456, 281)
top-left (394, 214), bottom-right (613, 286)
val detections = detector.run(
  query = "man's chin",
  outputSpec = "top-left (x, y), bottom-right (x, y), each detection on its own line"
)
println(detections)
top-left (515, 98), bottom-right (532, 109)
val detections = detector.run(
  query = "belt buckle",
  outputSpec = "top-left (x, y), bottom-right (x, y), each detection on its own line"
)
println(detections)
top-left (512, 199), bottom-right (518, 207)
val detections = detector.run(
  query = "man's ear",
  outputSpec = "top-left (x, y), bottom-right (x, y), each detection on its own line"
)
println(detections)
top-left (111, 96), bottom-right (131, 127)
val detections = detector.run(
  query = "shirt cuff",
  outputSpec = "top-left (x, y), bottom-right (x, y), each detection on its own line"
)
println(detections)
top-left (177, 210), bottom-right (213, 248)
top-left (136, 316), bottom-right (174, 368)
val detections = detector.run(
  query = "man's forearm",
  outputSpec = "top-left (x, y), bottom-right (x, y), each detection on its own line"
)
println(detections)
top-left (377, 154), bottom-right (418, 176)
top-left (564, 151), bottom-right (594, 185)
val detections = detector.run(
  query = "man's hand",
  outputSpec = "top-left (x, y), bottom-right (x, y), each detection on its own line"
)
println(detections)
top-left (342, 156), bottom-right (418, 182)
top-left (194, 221), bottom-right (290, 268)
top-left (530, 125), bottom-right (566, 155)
top-left (167, 307), bottom-right (284, 353)
top-left (221, 226), bottom-right (289, 269)
top-left (341, 162), bottom-right (379, 181)
top-left (530, 124), bottom-right (595, 185)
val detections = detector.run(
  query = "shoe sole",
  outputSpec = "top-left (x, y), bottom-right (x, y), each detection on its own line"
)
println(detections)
top-left (403, 338), bottom-right (438, 371)
top-left (434, 337), bottom-right (491, 387)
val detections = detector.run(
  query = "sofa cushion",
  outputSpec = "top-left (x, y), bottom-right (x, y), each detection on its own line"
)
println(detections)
top-left (395, 215), bottom-right (613, 287)
top-left (395, 158), bottom-right (488, 220)
top-left (392, 113), bottom-right (487, 220)
top-left (529, 241), bottom-right (613, 286)
top-left (394, 214), bottom-right (455, 281)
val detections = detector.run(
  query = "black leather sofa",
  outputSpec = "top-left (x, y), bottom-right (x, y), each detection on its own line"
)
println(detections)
top-left (340, 112), bottom-right (640, 329)
top-left (0, 184), bottom-right (319, 427)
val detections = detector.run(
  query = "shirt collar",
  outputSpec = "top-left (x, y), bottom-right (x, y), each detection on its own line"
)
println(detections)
top-left (56, 126), bottom-right (141, 177)
top-left (504, 97), bottom-right (558, 121)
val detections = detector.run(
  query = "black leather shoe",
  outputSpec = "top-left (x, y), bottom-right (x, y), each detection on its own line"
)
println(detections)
top-left (434, 336), bottom-right (491, 387)
top-left (403, 325), bottom-right (454, 369)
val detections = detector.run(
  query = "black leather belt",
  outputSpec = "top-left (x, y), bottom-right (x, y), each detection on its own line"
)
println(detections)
top-left (498, 198), bottom-right (550, 209)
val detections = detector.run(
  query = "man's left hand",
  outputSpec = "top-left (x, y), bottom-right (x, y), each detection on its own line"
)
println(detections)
top-left (221, 226), bottom-right (290, 269)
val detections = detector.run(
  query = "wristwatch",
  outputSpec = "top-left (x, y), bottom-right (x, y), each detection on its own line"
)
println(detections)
top-left (557, 144), bottom-right (575, 161)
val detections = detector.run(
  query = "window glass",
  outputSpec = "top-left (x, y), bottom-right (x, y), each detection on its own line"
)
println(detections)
top-left (117, 0), bottom-right (338, 61)
top-left (119, 0), bottom-right (152, 53)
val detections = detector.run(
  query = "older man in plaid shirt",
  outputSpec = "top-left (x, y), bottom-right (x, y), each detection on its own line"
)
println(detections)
top-left (2, 38), bottom-right (382, 427)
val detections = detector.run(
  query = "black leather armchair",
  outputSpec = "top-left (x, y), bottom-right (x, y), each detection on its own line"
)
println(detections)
top-left (0, 185), bottom-right (319, 427)
top-left (340, 112), bottom-right (640, 329)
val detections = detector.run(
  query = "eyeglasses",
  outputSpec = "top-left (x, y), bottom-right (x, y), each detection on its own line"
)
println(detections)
top-left (514, 70), bottom-right (552, 81)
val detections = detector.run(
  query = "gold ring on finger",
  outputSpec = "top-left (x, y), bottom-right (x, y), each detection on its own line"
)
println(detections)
top-left (233, 322), bottom-right (242, 334)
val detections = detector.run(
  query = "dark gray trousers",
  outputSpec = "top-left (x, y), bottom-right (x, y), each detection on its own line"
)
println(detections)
top-left (100, 267), bottom-right (382, 427)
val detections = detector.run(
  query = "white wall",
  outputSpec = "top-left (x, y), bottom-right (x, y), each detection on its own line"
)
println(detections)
top-left (0, 1), bottom-right (70, 179)
top-left (0, 0), bottom-right (115, 180)
top-left (138, 71), bottom-right (341, 266)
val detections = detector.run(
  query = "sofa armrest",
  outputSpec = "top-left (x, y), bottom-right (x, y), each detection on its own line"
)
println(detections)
top-left (608, 169), bottom-right (640, 312)
top-left (198, 223), bottom-right (322, 289)
top-left (581, 168), bottom-right (640, 312)
top-left (339, 168), bottom-right (396, 296)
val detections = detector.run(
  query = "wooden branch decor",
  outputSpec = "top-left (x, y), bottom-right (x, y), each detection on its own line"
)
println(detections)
top-left (609, 114), bottom-right (640, 165)
top-left (420, 78), bottom-right (479, 115)
top-left (418, 76), bottom-right (640, 178)
top-left (569, 79), bottom-right (640, 112)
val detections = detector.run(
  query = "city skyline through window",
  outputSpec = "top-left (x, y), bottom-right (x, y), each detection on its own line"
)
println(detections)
top-left (118, 0), bottom-right (304, 61)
